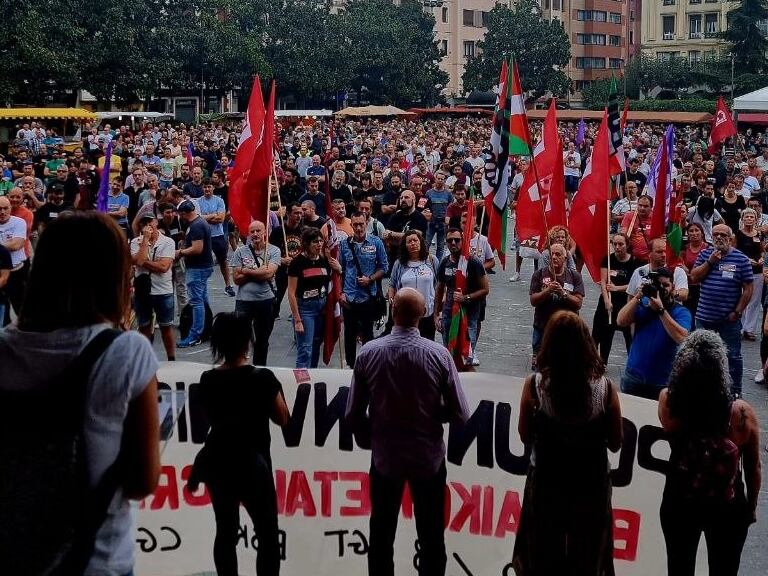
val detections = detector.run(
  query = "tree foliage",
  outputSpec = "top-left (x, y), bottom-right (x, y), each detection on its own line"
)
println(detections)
top-left (462, 0), bottom-right (571, 99)
top-left (337, 0), bottom-right (447, 105)
top-left (723, 0), bottom-right (768, 74)
top-left (0, 0), bottom-right (448, 108)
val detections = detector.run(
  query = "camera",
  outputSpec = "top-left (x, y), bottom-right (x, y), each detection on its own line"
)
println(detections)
top-left (641, 270), bottom-right (663, 299)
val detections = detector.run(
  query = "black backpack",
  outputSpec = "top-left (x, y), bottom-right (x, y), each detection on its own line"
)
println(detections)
top-left (0, 329), bottom-right (122, 575)
top-left (178, 302), bottom-right (213, 342)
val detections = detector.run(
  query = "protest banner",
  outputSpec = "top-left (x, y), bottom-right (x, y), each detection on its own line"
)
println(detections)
top-left (136, 362), bottom-right (703, 575)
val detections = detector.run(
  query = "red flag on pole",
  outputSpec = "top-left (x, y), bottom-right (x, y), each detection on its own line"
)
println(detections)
top-left (244, 80), bottom-right (275, 228)
top-left (516, 100), bottom-right (567, 243)
top-left (621, 97), bottom-right (630, 132)
top-left (229, 76), bottom-right (267, 235)
top-left (707, 95), bottom-right (737, 154)
top-left (569, 110), bottom-right (611, 282)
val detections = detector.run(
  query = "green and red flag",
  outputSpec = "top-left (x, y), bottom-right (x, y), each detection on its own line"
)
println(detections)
top-left (447, 184), bottom-right (477, 368)
top-left (482, 60), bottom-right (512, 268)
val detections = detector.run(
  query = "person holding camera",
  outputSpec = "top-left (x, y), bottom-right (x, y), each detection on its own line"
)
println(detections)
top-left (617, 267), bottom-right (692, 400)
top-left (626, 238), bottom-right (689, 303)
top-left (690, 224), bottom-right (754, 397)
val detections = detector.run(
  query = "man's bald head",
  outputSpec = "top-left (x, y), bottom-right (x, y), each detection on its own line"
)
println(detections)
top-left (392, 287), bottom-right (425, 328)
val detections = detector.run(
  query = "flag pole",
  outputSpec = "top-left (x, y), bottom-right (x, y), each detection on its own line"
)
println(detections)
top-left (272, 162), bottom-right (289, 257)
top-left (265, 173), bottom-right (273, 266)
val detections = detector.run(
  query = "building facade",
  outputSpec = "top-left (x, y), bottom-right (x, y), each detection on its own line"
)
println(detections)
top-left (640, 0), bottom-right (736, 63)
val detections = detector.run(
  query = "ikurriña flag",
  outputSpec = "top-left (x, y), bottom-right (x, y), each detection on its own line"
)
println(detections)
top-left (448, 184), bottom-right (477, 368)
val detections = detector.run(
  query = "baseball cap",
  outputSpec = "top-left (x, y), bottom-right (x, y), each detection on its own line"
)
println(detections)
top-left (177, 199), bottom-right (196, 213)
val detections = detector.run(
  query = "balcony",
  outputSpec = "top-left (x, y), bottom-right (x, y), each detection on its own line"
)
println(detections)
top-left (689, 32), bottom-right (702, 39)
top-left (662, 0), bottom-right (675, 4)
top-left (663, 32), bottom-right (675, 40)
top-left (703, 30), bottom-right (720, 38)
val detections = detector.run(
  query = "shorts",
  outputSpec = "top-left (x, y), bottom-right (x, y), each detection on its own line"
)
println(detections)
top-left (135, 293), bottom-right (175, 328)
top-left (211, 235), bottom-right (229, 265)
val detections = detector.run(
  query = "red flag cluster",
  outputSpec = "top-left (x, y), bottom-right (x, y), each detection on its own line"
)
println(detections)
top-left (228, 76), bottom-right (275, 236)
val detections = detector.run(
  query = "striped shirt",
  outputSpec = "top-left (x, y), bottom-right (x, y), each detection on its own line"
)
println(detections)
top-left (694, 247), bottom-right (753, 323)
top-left (346, 326), bottom-right (469, 478)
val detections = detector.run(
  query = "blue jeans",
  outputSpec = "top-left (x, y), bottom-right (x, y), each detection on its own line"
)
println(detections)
top-left (186, 266), bottom-right (213, 340)
top-left (295, 298), bottom-right (326, 368)
top-left (696, 318), bottom-right (743, 395)
top-left (426, 221), bottom-right (446, 261)
top-left (620, 368), bottom-right (664, 400)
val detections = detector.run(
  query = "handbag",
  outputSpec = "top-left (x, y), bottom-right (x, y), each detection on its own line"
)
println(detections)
top-left (346, 237), bottom-right (387, 320)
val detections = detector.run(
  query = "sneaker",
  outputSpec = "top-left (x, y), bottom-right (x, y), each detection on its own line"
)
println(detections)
top-left (471, 357), bottom-right (481, 366)
top-left (509, 272), bottom-right (521, 282)
top-left (225, 285), bottom-right (236, 297)
top-left (177, 338), bottom-right (201, 349)
top-left (755, 370), bottom-right (765, 384)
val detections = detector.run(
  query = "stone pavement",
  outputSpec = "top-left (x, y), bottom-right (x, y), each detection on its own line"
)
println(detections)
top-left (158, 244), bottom-right (768, 576)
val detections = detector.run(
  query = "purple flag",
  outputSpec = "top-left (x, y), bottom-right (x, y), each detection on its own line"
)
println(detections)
top-left (96, 139), bottom-right (114, 212)
top-left (575, 118), bottom-right (586, 147)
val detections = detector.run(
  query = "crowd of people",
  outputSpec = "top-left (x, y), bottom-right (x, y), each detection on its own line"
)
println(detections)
top-left (0, 113), bottom-right (766, 575)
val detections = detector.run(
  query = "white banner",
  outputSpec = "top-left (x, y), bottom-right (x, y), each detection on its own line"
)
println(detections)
top-left (134, 362), bottom-right (696, 576)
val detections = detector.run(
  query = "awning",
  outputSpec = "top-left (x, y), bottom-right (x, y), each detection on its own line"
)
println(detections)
top-left (95, 111), bottom-right (174, 120)
top-left (525, 109), bottom-right (713, 124)
top-left (0, 107), bottom-right (97, 121)
top-left (335, 105), bottom-right (415, 117)
top-left (736, 112), bottom-right (768, 125)
top-left (275, 109), bottom-right (333, 117)
top-left (733, 86), bottom-right (768, 112)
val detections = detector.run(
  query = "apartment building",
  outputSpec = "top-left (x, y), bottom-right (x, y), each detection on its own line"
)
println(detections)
top-left (640, 0), bottom-right (736, 63)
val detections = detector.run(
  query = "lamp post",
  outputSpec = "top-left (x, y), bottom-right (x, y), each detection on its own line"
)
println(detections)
top-left (730, 52), bottom-right (734, 103)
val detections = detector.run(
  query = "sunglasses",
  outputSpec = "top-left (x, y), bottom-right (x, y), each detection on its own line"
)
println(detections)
top-left (446, 238), bottom-right (462, 244)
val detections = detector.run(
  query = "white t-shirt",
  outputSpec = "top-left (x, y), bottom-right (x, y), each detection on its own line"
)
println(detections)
top-left (563, 150), bottom-right (581, 177)
top-left (627, 264), bottom-right (688, 297)
top-left (0, 214), bottom-right (28, 267)
top-left (130, 232), bottom-right (176, 295)
top-left (470, 233), bottom-right (494, 263)
top-left (0, 325), bottom-right (158, 576)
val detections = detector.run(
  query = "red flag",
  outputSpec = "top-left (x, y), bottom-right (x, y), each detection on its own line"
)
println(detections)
top-left (621, 97), bottom-right (630, 131)
top-left (516, 100), bottom-right (567, 243)
top-left (708, 95), bottom-right (737, 154)
top-left (245, 80), bottom-right (275, 228)
top-left (229, 76), bottom-right (267, 235)
top-left (569, 110), bottom-right (611, 282)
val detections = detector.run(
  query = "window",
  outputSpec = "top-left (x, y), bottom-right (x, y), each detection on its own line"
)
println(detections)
top-left (690, 0), bottom-right (702, 3)
top-left (609, 12), bottom-right (622, 24)
top-left (441, 7), bottom-right (448, 23)
top-left (440, 39), bottom-right (448, 56)
top-left (545, 0), bottom-right (550, 8)
top-left (463, 9), bottom-right (474, 26)
top-left (662, 0), bottom-right (675, 5)
top-left (689, 15), bottom-right (702, 38)
top-left (577, 10), bottom-right (607, 21)
top-left (609, 35), bottom-right (622, 46)
top-left (688, 50), bottom-right (701, 64)
top-left (705, 13), bottom-right (718, 35)
top-left (609, 58), bottom-right (624, 69)
top-left (552, 0), bottom-right (561, 9)
top-left (577, 33), bottom-right (607, 45)
top-left (630, 30), bottom-right (635, 45)
top-left (662, 15), bottom-right (675, 39)
top-left (705, 0), bottom-right (719, 2)
top-left (575, 80), bottom-right (593, 91)
top-left (657, 51), bottom-right (678, 61)
top-left (576, 57), bottom-right (606, 69)
top-left (463, 41), bottom-right (475, 58)
top-left (481, 11), bottom-right (489, 27)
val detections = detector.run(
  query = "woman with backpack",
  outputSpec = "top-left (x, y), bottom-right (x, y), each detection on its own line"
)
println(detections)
top-left (659, 330), bottom-right (761, 575)
top-left (388, 229), bottom-right (439, 339)
top-left (188, 312), bottom-right (290, 576)
top-left (512, 311), bottom-right (623, 575)
top-left (0, 211), bottom-right (160, 576)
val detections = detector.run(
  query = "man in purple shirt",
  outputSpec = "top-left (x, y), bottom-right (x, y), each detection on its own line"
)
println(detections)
top-left (346, 287), bottom-right (470, 576)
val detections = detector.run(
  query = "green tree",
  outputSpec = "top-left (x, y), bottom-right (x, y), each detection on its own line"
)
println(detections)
top-left (723, 0), bottom-right (768, 73)
top-left (462, 0), bottom-right (571, 99)
top-left (0, 0), bottom-right (86, 105)
top-left (335, 0), bottom-right (448, 106)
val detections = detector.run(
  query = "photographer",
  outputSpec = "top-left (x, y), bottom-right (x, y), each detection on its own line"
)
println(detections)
top-left (617, 267), bottom-right (691, 400)
top-left (626, 238), bottom-right (689, 303)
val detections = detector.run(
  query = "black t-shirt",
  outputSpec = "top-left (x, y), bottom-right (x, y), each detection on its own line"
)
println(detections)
top-left (287, 254), bottom-right (332, 300)
top-left (330, 184), bottom-right (354, 208)
top-left (280, 183), bottom-right (305, 207)
top-left (200, 366), bottom-right (281, 460)
top-left (158, 216), bottom-right (184, 246)
top-left (124, 185), bottom-right (147, 223)
top-left (437, 255), bottom-right (486, 315)
top-left (600, 254), bottom-right (640, 307)
top-left (183, 181), bottom-right (204, 199)
top-left (183, 216), bottom-right (214, 269)
top-left (736, 230), bottom-right (763, 273)
top-left (269, 223), bottom-right (303, 260)
top-left (716, 195), bottom-right (745, 233)
top-left (386, 209), bottom-right (428, 236)
top-left (303, 216), bottom-right (326, 230)
top-left (0, 244), bottom-right (11, 271)
top-left (33, 202), bottom-right (73, 228)
top-left (214, 184), bottom-right (229, 208)
top-left (620, 169), bottom-right (647, 193)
